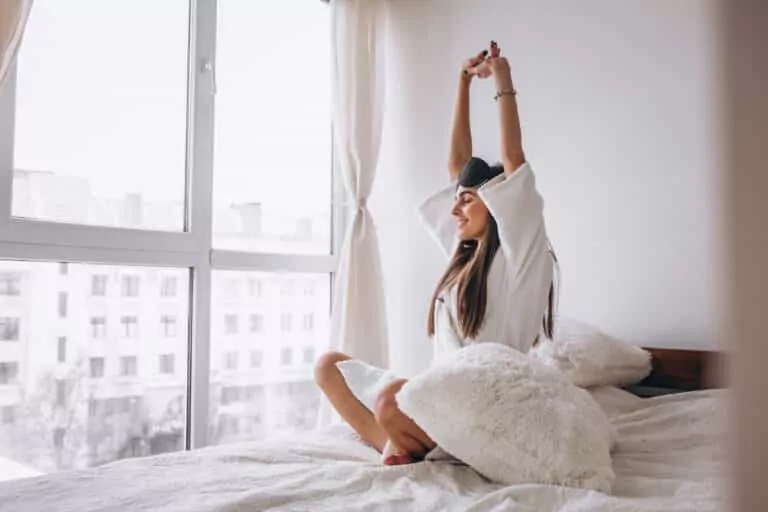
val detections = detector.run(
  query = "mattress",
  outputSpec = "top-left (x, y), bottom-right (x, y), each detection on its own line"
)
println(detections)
top-left (0, 387), bottom-right (726, 512)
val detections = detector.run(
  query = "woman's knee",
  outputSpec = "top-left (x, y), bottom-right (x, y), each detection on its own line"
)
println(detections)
top-left (314, 351), bottom-right (350, 388)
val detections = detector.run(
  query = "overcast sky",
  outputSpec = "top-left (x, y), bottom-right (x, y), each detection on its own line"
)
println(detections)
top-left (14, 0), bottom-right (331, 219)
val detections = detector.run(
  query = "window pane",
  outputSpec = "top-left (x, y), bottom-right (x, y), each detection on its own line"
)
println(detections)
top-left (12, 1), bottom-right (190, 231)
top-left (0, 262), bottom-right (189, 480)
top-left (210, 271), bottom-right (330, 445)
top-left (213, 1), bottom-right (331, 254)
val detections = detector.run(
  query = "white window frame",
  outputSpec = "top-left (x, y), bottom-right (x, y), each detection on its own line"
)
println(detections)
top-left (0, 0), bottom-right (341, 450)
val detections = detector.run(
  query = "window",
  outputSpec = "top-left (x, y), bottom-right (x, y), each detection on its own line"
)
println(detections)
top-left (2, 0), bottom-right (331, 472)
top-left (224, 314), bottom-right (239, 335)
top-left (280, 313), bottom-right (292, 333)
top-left (249, 314), bottom-right (263, 333)
top-left (303, 347), bottom-right (315, 365)
top-left (0, 363), bottom-right (18, 385)
top-left (248, 278), bottom-right (263, 297)
top-left (302, 314), bottom-right (314, 331)
top-left (0, 318), bottom-right (20, 341)
top-left (121, 275), bottom-right (140, 297)
top-left (90, 317), bottom-right (106, 339)
top-left (212, 1), bottom-right (331, 255)
top-left (223, 278), bottom-right (241, 298)
top-left (280, 281), bottom-right (294, 297)
top-left (0, 274), bottom-right (21, 296)
top-left (221, 386), bottom-right (241, 405)
top-left (120, 316), bottom-right (139, 338)
top-left (159, 354), bottom-right (175, 375)
top-left (160, 276), bottom-right (178, 297)
top-left (303, 279), bottom-right (315, 297)
top-left (211, 272), bottom-right (330, 446)
top-left (91, 275), bottom-right (108, 296)
top-left (56, 380), bottom-right (67, 408)
top-left (161, 315), bottom-right (178, 337)
top-left (57, 336), bottom-right (67, 363)
top-left (224, 351), bottom-right (238, 371)
top-left (1, 406), bottom-right (14, 425)
top-left (280, 348), bottom-right (293, 366)
top-left (90, 357), bottom-right (105, 379)
top-left (120, 356), bottom-right (138, 377)
top-left (58, 291), bottom-right (68, 318)
top-left (13, 2), bottom-right (189, 231)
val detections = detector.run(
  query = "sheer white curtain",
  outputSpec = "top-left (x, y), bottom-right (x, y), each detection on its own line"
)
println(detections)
top-left (0, 0), bottom-right (33, 90)
top-left (329, 0), bottom-right (389, 367)
top-left (318, 0), bottom-right (389, 426)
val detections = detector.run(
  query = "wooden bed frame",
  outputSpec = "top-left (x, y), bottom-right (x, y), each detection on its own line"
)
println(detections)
top-left (629, 347), bottom-right (723, 396)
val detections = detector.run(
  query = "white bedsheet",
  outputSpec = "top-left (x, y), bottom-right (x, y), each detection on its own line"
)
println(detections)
top-left (0, 388), bottom-right (726, 512)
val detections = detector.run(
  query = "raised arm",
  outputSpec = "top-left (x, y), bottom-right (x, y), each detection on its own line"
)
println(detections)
top-left (488, 43), bottom-right (526, 175)
top-left (448, 51), bottom-right (487, 181)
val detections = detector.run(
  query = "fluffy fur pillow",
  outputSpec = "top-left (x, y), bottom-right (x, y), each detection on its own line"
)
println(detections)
top-left (397, 343), bottom-right (615, 492)
top-left (529, 318), bottom-right (652, 388)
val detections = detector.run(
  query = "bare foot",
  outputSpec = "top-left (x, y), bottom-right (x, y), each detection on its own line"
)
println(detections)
top-left (381, 439), bottom-right (414, 466)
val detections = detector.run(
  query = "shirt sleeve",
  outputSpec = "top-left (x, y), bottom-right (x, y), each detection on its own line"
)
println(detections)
top-left (478, 161), bottom-right (547, 278)
top-left (417, 182), bottom-right (458, 259)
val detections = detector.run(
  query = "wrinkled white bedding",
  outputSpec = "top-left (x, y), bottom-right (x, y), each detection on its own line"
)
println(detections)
top-left (0, 388), bottom-right (725, 512)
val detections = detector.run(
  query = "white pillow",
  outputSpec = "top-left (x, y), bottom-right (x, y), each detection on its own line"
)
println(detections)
top-left (397, 343), bottom-right (615, 492)
top-left (529, 318), bottom-right (652, 388)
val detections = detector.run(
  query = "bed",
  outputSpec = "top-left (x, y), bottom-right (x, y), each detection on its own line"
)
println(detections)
top-left (0, 348), bottom-right (726, 512)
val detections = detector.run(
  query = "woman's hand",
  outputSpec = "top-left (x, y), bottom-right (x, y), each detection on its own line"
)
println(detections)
top-left (461, 49), bottom-right (489, 82)
top-left (473, 41), bottom-right (513, 85)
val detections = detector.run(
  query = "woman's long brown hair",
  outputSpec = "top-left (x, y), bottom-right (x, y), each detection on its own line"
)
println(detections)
top-left (427, 217), bottom-right (501, 340)
top-left (427, 219), bottom-right (558, 342)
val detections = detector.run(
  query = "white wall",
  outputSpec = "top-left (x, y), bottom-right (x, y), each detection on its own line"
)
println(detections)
top-left (371, 0), bottom-right (723, 376)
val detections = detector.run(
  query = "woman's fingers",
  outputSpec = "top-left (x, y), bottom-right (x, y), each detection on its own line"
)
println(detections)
top-left (490, 40), bottom-right (501, 59)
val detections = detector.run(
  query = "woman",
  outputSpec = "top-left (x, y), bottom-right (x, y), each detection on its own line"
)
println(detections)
top-left (315, 41), bottom-right (556, 466)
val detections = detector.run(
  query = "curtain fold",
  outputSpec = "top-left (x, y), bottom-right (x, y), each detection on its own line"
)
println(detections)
top-left (319, 0), bottom-right (389, 426)
top-left (0, 0), bottom-right (34, 90)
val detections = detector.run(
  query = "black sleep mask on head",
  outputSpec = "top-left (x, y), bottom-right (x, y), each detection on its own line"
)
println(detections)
top-left (457, 157), bottom-right (503, 189)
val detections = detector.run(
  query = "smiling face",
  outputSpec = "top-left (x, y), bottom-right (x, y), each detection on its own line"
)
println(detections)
top-left (452, 188), bottom-right (490, 240)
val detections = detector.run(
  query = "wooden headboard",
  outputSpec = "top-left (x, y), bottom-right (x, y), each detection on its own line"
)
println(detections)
top-left (630, 347), bottom-right (723, 396)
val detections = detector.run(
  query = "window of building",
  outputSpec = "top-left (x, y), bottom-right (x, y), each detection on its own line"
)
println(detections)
top-left (161, 315), bottom-right (178, 337)
top-left (120, 356), bottom-right (138, 377)
top-left (249, 314), bottom-right (263, 333)
top-left (57, 336), bottom-right (67, 363)
top-left (302, 313), bottom-right (314, 331)
top-left (159, 354), bottom-right (175, 375)
top-left (224, 314), bottom-right (239, 335)
top-left (90, 317), bottom-right (106, 339)
top-left (0, 363), bottom-right (18, 385)
top-left (121, 275), bottom-right (140, 297)
top-left (0, 406), bottom-right (14, 425)
top-left (91, 275), bottom-right (108, 296)
top-left (56, 380), bottom-right (67, 407)
top-left (280, 347), bottom-right (292, 366)
top-left (280, 313), bottom-right (292, 333)
top-left (90, 357), bottom-right (105, 378)
top-left (224, 351), bottom-right (238, 371)
top-left (160, 276), bottom-right (178, 297)
top-left (120, 316), bottom-right (139, 338)
top-left (0, 274), bottom-right (21, 296)
top-left (0, 318), bottom-right (20, 341)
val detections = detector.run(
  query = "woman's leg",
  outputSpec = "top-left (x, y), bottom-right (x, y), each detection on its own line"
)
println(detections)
top-left (314, 351), bottom-right (388, 453)
top-left (375, 378), bottom-right (437, 465)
